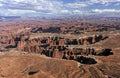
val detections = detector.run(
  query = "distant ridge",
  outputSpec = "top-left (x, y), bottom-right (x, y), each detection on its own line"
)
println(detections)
top-left (0, 16), bottom-right (21, 20)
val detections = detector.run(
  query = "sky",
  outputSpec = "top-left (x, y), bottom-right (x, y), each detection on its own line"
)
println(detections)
top-left (0, 0), bottom-right (120, 17)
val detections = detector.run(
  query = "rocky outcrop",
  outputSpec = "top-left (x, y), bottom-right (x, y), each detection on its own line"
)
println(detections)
top-left (8, 38), bottom-right (15, 45)
top-left (16, 35), bottom-right (112, 60)
top-left (3, 33), bottom-right (111, 61)
top-left (17, 40), bottom-right (26, 50)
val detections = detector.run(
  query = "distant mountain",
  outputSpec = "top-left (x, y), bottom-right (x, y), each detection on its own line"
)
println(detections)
top-left (0, 15), bottom-right (120, 21)
top-left (0, 16), bottom-right (21, 20)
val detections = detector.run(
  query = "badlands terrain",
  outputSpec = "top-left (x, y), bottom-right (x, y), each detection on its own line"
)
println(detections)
top-left (0, 17), bottom-right (120, 78)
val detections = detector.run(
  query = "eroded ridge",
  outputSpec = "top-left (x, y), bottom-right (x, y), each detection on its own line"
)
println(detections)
top-left (12, 33), bottom-right (113, 64)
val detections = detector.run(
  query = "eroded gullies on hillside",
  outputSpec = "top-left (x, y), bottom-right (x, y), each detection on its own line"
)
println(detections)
top-left (10, 33), bottom-right (113, 65)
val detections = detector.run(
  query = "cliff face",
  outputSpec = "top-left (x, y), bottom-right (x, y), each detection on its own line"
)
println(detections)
top-left (17, 40), bottom-right (26, 50)
top-left (31, 25), bottom-right (118, 34)
top-left (13, 34), bottom-right (112, 64)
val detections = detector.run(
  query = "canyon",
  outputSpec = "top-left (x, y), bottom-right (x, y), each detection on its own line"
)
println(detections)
top-left (0, 17), bottom-right (120, 78)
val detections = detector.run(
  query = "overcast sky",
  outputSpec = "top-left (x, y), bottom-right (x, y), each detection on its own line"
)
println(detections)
top-left (0, 0), bottom-right (120, 17)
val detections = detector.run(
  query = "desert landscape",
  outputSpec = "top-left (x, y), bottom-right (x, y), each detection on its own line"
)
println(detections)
top-left (0, 0), bottom-right (120, 78)
top-left (0, 17), bottom-right (120, 78)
